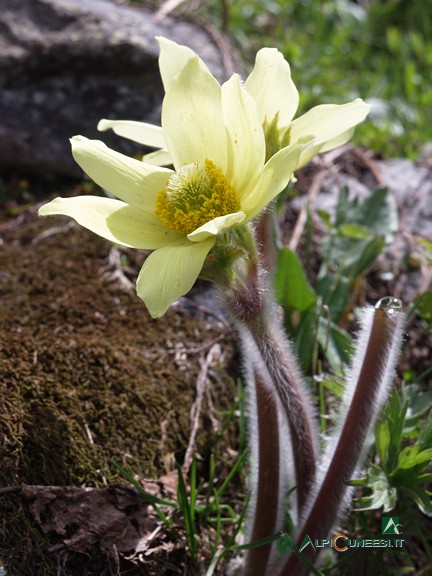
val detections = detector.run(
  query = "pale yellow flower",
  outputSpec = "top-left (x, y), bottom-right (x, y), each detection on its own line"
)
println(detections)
top-left (39, 40), bottom-right (311, 317)
top-left (100, 38), bottom-right (370, 167)
top-left (245, 47), bottom-right (369, 165)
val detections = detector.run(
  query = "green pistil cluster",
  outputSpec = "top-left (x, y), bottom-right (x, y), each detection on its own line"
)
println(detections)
top-left (155, 159), bottom-right (240, 235)
top-left (263, 114), bottom-right (291, 161)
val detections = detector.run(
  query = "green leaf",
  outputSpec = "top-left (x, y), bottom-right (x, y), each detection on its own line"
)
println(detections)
top-left (351, 465), bottom-right (397, 512)
top-left (418, 414), bottom-right (432, 448)
top-left (405, 486), bottom-right (432, 517)
top-left (335, 188), bottom-right (398, 244)
top-left (412, 291), bottom-right (432, 326)
top-left (316, 189), bottom-right (391, 325)
top-left (376, 388), bottom-right (408, 473)
top-left (275, 247), bottom-right (316, 312)
top-left (111, 460), bottom-right (176, 509)
top-left (317, 317), bottom-right (353, 375)
top-left (417, 237), bottom-right (432, 261)
top-left (416, 473), bottom-right (432, 484)
top-left (335, 186), bottom-right (350, 227)
top-left (397, 446), bottom-right (432, 470)
top-left (111, 460), bottom-right (175, 529)
top-left (339, 223), bottom-right (372, 240)
top-left (319, 187), bottom-right (397, 282)
top-left (406, 385), bottom-right (432, 421)
top-left (177, 465), bottom-right (198, 558)
top-left (291, 304), bottom-right (318, 371)
top-left (316, 274), bottom-right (350, 323)
top-left (341, 236), bottom-right (386, 278)
top-left (376, 421), bottom-right (391, 468)
top-left (318, 373), bottom-right (345, 398)
top-left (317, 209), bottom-right (332, 228)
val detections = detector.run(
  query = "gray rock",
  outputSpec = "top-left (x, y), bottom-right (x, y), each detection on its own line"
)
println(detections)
top-left (0, 0), bottom-right (234, 176)
top-left (292, 153), bottom-right (431, 244)
top-left (375, 158), bottom-right (432, 301)
top-left (291, 151), bottom-right (432, 302)
top-left (376, 158), bottom-right (432, 243)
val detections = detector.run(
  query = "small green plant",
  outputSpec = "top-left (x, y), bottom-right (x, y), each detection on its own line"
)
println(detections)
top-left (351, 385), bottom-right (432, 516)
top-left (112, 382), bottom-right (249, 570)
top-left (275, 186), bottom-right (398, 373)
top-left (111, 460), bottom-right (176, 528)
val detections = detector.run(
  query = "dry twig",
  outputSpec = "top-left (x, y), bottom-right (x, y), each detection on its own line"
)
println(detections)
top-left (289, 170), bottom-right (327, 251)
top-left (183, 343), bottom-right (221, 475)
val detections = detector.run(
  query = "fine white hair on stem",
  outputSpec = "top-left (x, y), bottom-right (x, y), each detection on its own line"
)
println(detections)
top-left (237, 324), bottom-right (287, 576)
top-left (231, 291), bottom-right (315, 576)
top-left (318, 302), bottom-right (405, 495)
top-left (238, 326), bottom-right (260, 542)
top-left (244, 302), bottom-right (319, 515)
top-left (278, 297), bottom-right (405, 576)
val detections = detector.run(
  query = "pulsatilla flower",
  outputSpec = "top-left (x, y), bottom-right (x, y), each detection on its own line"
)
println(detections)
top-left (99, 38), bottom-right (370, 167)
top-left (39, 38), bottom-right (369, 318)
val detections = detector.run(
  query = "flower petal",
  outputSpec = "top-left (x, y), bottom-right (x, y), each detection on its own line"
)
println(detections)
top-left (142, 148), bottom-right (173, 166)
top-left (98, 119), bottom-right (166, 149)
top-left (221, 74), bottom-right (265, 198)
top-left (38, 196), bottom-right (179, 248)
top-left (244, 139), bottom-right (312, 220)
top-left (162, 56), bottom-right (227, 172)
top-left (187, 211), bottom-right (246, 242)
top-left (317, 127), bottom-right (355, 153)
top-left (71, 136), bottom-right (172, 213)
top-left (157, 37), bottom-right (209, 92)
top-left (245, 47), bottom-right (299, 127)
top-left (136, 238), bottom-right (215, 317)
top-left (297, 127), bottom-right (355, 168)
top-left (290, 99), bottom-right (370, 149)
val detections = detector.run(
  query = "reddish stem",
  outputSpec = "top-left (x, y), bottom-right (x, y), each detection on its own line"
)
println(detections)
top-left (279, 305), bottom-right (404, 576)
top-left (243, 363), bottom-right (281, 575)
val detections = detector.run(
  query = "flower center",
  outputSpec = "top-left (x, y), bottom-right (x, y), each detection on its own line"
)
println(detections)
top-left (155, 159), bottom-right (241, 235)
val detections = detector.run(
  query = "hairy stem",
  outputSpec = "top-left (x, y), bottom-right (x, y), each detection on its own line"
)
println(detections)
top-left (242, 360), bottom-right (281, 575)
top-left (218, 225), bottom-right (318, 574)
top-left (245, 312), bottom-right (317, 514)
top-left (225, 257), bottom-right (317, 516)
top-left (225, 280), bottom-right (317, 575)
top-left (279, 299), bottom-right (405, 576)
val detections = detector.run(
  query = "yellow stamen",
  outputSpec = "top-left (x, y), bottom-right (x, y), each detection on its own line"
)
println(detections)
top-left (155, 159), bottom-right (241, 235)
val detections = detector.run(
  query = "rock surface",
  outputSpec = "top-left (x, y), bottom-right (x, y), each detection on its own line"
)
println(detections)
top-left (0, 0), bottom-right (233, 176)
top-left (291, 148), bottom-right (432, 301)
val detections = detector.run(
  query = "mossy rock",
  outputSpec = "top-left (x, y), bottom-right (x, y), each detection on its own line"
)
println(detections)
top-left (0, 202), bottom-right (239, 575)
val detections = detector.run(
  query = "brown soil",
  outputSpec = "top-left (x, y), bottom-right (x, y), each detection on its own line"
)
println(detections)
top-left (0, 179), bottom-right (240, 576)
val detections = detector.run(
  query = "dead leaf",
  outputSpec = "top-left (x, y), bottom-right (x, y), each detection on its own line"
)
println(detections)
top-left (22, 483), bottom-right (162, 557)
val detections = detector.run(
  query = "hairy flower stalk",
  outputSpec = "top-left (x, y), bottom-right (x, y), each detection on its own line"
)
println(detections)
top-left (219, 230), bottom-right (318, 575)
top-left (241, 358), bottom-right (282, 576)
top-left (278, 297), bottom-right (405, 576)
top-left (237, 324), bottom-right (318, 575)
top-left (244, 312), bottom-right (318, 514)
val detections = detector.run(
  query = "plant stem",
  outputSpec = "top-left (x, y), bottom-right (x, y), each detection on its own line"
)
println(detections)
top-left (244, 312), bottom-right (317, 514)
top-left (279, 299), bottom-right (404, 576)
top-left (217, 224), bottom-right (318, 574)
top-left (224, 276), bottom-right (317, 575)
top-left (242, 360), bottom-right (281, 576)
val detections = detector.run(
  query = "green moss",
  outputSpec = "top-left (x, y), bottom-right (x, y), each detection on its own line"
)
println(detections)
top-left (0, 212), bottom-right (238, 575)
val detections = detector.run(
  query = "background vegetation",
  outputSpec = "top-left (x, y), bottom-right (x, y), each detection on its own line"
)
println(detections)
top-left (201, 0), bottom-right (432, 159)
